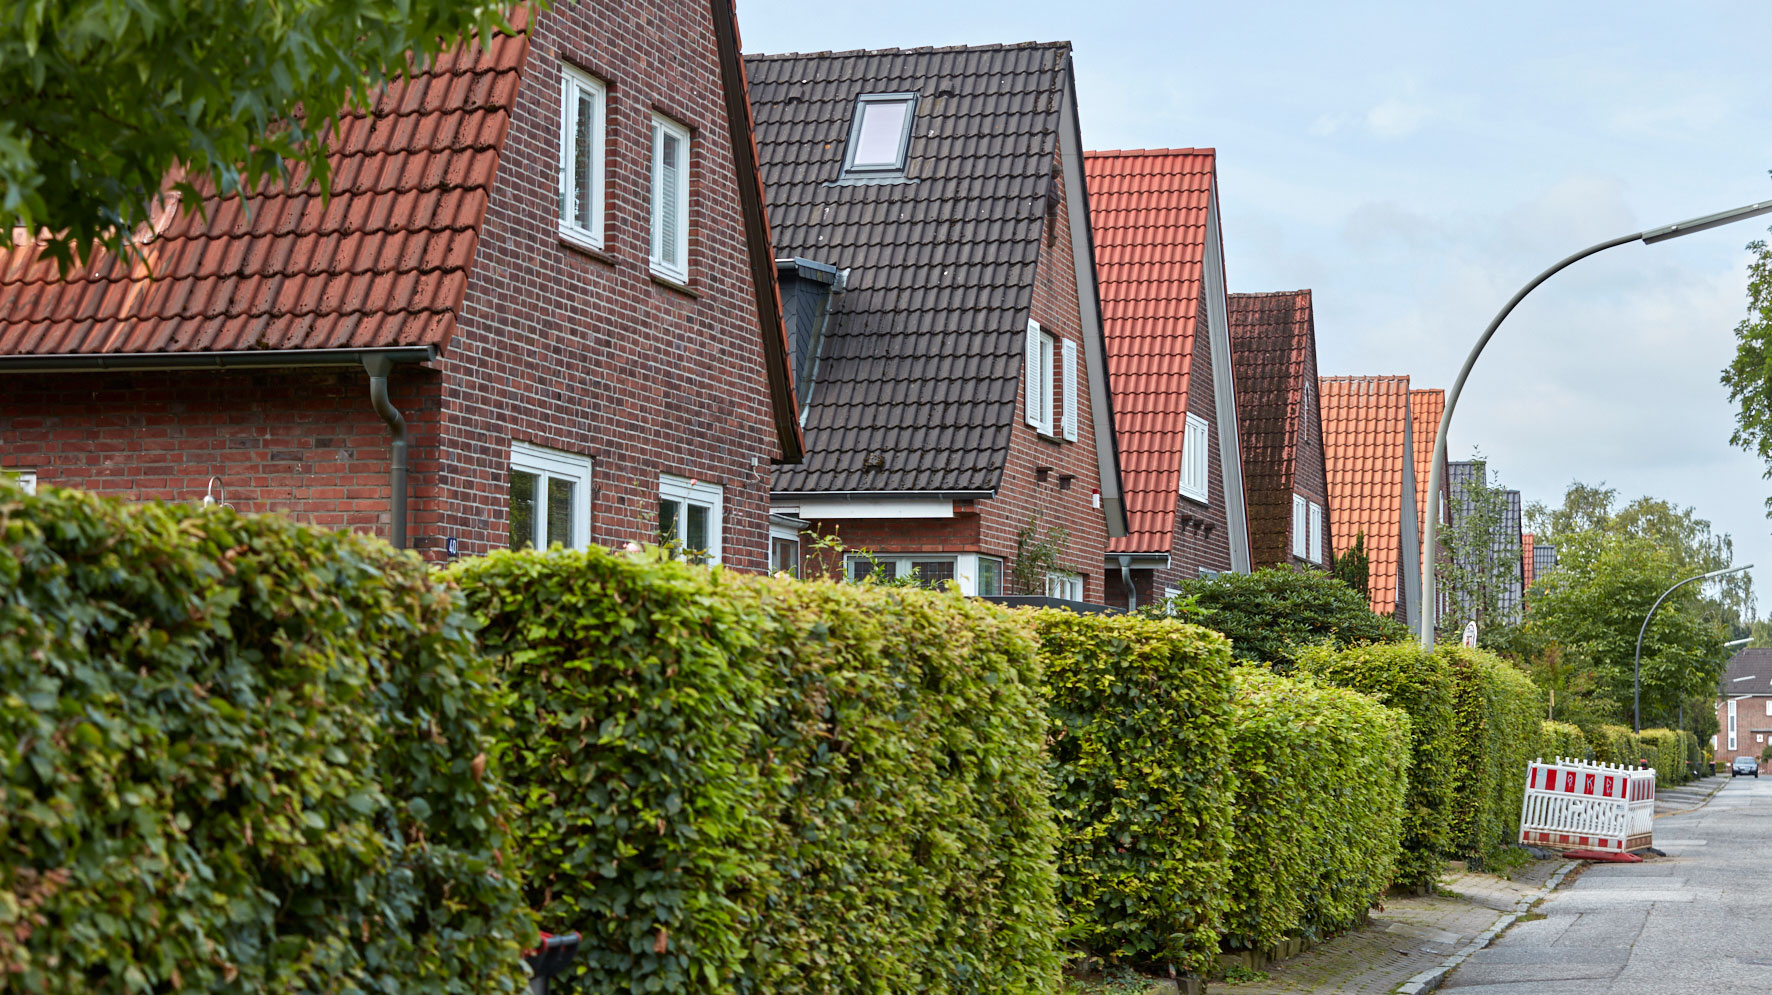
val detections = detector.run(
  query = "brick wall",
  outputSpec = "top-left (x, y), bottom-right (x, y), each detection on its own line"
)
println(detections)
top-left (1718, 696), bottom-right (1772, 766)
top-left (1293, 349), bottom-right (1330, 568)
top-left (1137, 298), bottom-right (1232, 600)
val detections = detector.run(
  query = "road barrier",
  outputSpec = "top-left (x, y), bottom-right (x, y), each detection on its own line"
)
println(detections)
top-left (1518, 756), bottom-right (1655, 853)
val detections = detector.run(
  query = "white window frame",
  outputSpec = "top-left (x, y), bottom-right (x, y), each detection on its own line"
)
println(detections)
top-left (509, 442), bottom-right (593, 551)
top-left (649, 114), bottom-right (692, 284)
top-left (1764, 699), bottom-right (1771, 717)
top-left (7, 469), bottom-right (36, 494)
top-left (1025, 319), bottom-right (1056, 436)
top-left (1308, 502), bottom-right (1324, 565)
top-left (769, 519), bottom-right (801, 577)
top-left (974, 554), bottom-right (1005, 597)
top-left (1178, 412), bottom-right (1210, 503)
top-left (659, 473), bottom-right (722, 565)
top-left (842, 92), bottom-right (917, 175)
top-left (1045, 570), bottom-right (1083, 601)
top-left (844, 553), bottom-right (961, 590)
top-left (1061, 338), bottom-right (1078, 442)
top-left (558, 64), bottom-right (607, 250)
top-left (1730, 699), bottom-right (1739, 752)
top-left (1291, 495), bottom-right (1309, 559)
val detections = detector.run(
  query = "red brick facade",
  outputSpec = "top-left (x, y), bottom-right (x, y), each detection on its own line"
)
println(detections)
top-left (1717, 695), bottom-right (1772, 767)
top-left (1291, 364), bottom-right (1330, 567)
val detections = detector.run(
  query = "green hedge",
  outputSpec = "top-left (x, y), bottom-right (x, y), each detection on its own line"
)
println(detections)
top-left (1639, 728), bottom-right (1685, 786)
top-left (1223, 668), bottom-right (1408, 951)
top-left (1033, 612), bottom-right (1234, 975)
top-left (1584, 723), bottom-right (1641, 767)
top-left (1154, 568), bottom-right (1410, 671)
top-left (1443, 646), bottom-right (1543, 866)
top-left (1295, 642), bottom-right (1455, 891)
top-left (1540, 721), bottom-right (1590, 762)
top-left (0, 484), bottom-right (531, 992)
top-left (451, 548), bottom-right (1060, 995)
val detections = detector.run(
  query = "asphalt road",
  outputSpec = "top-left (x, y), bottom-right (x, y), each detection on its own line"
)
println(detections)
top-left (1442, 773), bottom-right (1769, 994)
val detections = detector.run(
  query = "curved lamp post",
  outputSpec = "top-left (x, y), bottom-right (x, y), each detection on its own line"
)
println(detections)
top-left (1420, 199), bottom-right (1772, 646)
top-left (1633, 563), bottom-right (1752, 733)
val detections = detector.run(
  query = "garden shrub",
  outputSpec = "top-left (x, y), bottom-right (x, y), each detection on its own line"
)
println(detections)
top-left (1223, 668), bottom-right (1408, 951)
top-left (1583, 723), bottom-right (1641, 768)
top-left (0, 484), bottom-right (530, 993)
top-left (1295, 642), bottom-right (1455, 891)
top-left (1540, 721), bottom-right (1590, 762)
top-left (1032, 612), bottom-right (1235, 976)
top-left (1149, 568), bottom-right (1410, 671)
top-left (1639, 728), bottom-right (1684, 786)
top-left (1442, 646), bottom-right (1543, 866)
top-left (451, 548), bottom-right (1060, 995)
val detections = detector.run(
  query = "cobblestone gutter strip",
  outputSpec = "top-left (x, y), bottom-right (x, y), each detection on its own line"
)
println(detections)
top-left (1393, 860), bottom-right (1579, 995)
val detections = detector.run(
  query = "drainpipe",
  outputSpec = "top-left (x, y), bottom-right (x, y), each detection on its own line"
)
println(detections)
top-left (1118, 554), bottom-right (1137, 612)
top-left (362, 354), bottom-right (408, 549)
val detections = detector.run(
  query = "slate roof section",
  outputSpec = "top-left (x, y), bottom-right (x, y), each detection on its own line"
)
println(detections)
top-left (1229, 288), bottom-right (1312, 566)
top-left (748, 43), bottom-right (1072, 495)
top-left (1084, 148), bottom-right (1215, 552)
top-left (1721, 648), bottom-right (1772, 696)
top-left (0, 22), bottom-right (531, 358)
top-left (1320, 375), bottom-right (1412, 615)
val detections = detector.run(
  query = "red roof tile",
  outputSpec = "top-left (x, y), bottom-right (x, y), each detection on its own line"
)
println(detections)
top-left (1410, 388), bottom-right (1445, 531)
top-left (1523, 531), bottom-right (1536, 590)
top-left (1230, 289), bottom-right (1314, 568)
top-left (0, 22), bottom-right (530, 359)
top-left (1321, 375), bottom-right (1412, 616)
top-left (1084, 148), bottom-right (1216, 553)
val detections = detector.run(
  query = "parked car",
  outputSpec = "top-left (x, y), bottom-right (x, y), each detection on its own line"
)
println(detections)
top-left (1732, 756), bottom-right (1759, 778)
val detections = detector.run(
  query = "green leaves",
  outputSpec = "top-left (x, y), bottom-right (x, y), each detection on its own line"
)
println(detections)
top-left (1723, 229), bottom-right (1772, 507)
top-left (1442, 646), bottom-right (1543, 866)
top-left (1147, 567), bottom-right (1411, 672)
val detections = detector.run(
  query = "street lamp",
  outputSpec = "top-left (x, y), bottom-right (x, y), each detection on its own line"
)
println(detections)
top-left (1418, 198), bottom-right (1772, 646)
top-left (1633, 563), bottom-right (1752, 732)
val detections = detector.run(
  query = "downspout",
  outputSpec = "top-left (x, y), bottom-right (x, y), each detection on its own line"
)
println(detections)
top-left (363, 354), bottom-right (409, 550)
top-left (1119, 554), bottom-right (1137, 612)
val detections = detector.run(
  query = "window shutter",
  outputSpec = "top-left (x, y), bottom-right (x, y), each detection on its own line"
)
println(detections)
top-left (1061, 339), bottom-right (1078, 441)
top-left (1309, 502), bottom-right (1324, 564)
top-left (1025, 320), bottom-right (1041, 428)
top-left (1292, 495), bottom-right (1308, 558)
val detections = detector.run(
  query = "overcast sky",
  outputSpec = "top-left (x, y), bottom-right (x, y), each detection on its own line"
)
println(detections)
top-left (737, 0), bottom-right (1772, 612)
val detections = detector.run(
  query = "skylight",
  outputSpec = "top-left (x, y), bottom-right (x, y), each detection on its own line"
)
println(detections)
top-left (844, 93), bottom-right (916, 175)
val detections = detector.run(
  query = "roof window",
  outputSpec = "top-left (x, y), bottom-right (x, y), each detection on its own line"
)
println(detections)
top-left (843, 93), bottom-right (917, 175)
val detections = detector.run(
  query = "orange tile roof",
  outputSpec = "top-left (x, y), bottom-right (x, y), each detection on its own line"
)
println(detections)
top-left (0, 22), bottom-right (530, 358)
top-left (1083, 148), bottom-right (1216, 553)
top-left (1410, 388), bottom-right (1445, 532)
top-left (1522, 532), bottom-right (1536, 590)
top-left (1321, 375), bottom-right (1412, 616)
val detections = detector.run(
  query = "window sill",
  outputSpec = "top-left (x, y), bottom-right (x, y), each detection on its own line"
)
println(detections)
top-left (559, 231), bottom-right (618, 266)
top-left (649, 270), bottom-right (699, 299)
top-left (1178, 490), bottom-right (1210, 508)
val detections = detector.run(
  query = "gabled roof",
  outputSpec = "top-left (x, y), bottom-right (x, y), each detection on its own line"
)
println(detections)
top-left (1084, 148), bottom-right (1215, 552)
top-left (1320, 375), bottom-right (1413, 615)
top-left (1721, 648), bottom-right (1772, 696)
top-left (1523, 531), bottom-right (1535, 590)
top-left (748, 42), bottom-right (1079, 495)
top-left (1410, 388), bottom-right (1445, 531)
top-left (1229, 288), bottom-right (1314, 565)
top-left (0, 24), bottom-right (532, 359)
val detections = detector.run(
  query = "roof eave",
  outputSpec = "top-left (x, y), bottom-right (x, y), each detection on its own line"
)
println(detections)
top-left (0, 345), bottom-right (438, 373)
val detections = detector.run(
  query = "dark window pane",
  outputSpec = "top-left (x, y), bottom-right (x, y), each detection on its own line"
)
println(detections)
top-left (659, 498), bottom-right (681, 547)
top-left (574, 90), bottom-right (596, 228)
top-left (977, 557), bottom-right (1002, 596)
top-left (850, 558), bottom-right (896, 583)
top-left (547, 477), bottom-right (574, 548)
top-left (509, 470), bottom-right (538, 550)
top-left (911, 560), bottom-right (954, 588)
top-left (771, 536), bottom-right (800, 577)
top-left (686, 503), bottom-right (709, 564)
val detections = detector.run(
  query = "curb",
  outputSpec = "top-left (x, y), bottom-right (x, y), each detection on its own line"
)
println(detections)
top-left (1656, 775), bottom-right (1727, 817)
top-left (1393, 860), bottom-right (1578, 995)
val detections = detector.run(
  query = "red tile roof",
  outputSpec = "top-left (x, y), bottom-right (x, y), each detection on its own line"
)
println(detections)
top-left (1522, 531), bottom-right (1536, 590)
top-left (1410, 388), bottom-right (1445, 532)
top-left (1230, 289), bottom-right (1313, 567)
top-left (0, 22), bottom-right (531, 358)
top-left (1320, 375), bottom-right (1412, 616)
top-left (1083, 148), bottom-right (1216, 553)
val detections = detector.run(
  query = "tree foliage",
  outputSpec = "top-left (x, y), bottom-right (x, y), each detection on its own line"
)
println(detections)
top-left (0, 0), bottom-right (517, 271)
top-left (1723, 226), bottom-right (1772, 515)
top-left (1439, 454), bottom-right (1522, 636)
top-left (1151, 567), bottom-right (1410, 672)
top-left (1330, 531), bottom-right (1370, 600)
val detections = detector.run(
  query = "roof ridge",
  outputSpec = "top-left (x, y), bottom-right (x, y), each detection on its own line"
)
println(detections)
top-left (747, 40), bottom-right (1070, 60)
top-left (1229, 289), bottom-right (1310, 299)
top-left (1084, 147), bottom-right (1216, 158)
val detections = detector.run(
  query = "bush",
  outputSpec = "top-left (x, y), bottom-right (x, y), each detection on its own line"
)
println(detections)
top-left (1442, 646), bottom-right (1543, 865)
top-left (0, 484), bottom-right (531, 992)
top-left (1583, 723), bottom-right (1641, 767)
top-left (1033, 612), bottom-right (1235, 975)
top-left (1639, 728), bottom-right (1684, 786)
top-left (452, 548), bottom-right (1061, 995)
top-left (1295, 642), bottom-right (1455, 891)
top-left (1150, 568), bottom-right (1410, 671)
top-left (1223, 668), bottom-right (1408, 951)
top-left (1540, 721), bottom-right (1590, 762)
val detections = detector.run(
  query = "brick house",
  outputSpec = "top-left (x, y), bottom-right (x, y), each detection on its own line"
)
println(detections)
top-left (0, 0), bottom-right (803, 570)
top-left (745, 43), bottom-right (1128, 600)
top-left (1320, 375), bottom-right (1420, 623)
top-left (1083, 148), bottom-right (1252, 610)
top-left (1228, 289), bottom-right (1329, 572)
top-left (1716, 649), bottom-right (1772, 766)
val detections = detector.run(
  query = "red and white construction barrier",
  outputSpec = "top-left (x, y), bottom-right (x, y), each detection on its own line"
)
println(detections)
top-left (1518, 756), bottom-right (1655, 853)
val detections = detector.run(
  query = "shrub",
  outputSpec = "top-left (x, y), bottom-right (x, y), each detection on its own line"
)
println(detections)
top-left (1442, 646), bottom-right (1543, 865)
top-left (1583, 723), bottom-right (1641, 767)
top-left (1540, 721), bottom-right (1590, 762)
top-left (1032, 612), bottom-right (1235, 976)
top-left (1223, 668), bottom-right (1408, 951)
top-left (451, 548), bottom-right (1060, 995)
top-left (1639, 728), bottom-right (1684, 786)
top-left (1149, 568), bottom-right (1410, 671)
top-left (0, 484), bottom-right (531, 992)
top-left (1295, 642), bottom-right (1455, 891)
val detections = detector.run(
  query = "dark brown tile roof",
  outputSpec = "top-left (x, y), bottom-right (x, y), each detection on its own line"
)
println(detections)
top-left (1229, 288), bottom-right (1312, 567)
top-left (0, 22), bottom-right (531, 358)
top-left (747, 43), bottom-right (1072, 495)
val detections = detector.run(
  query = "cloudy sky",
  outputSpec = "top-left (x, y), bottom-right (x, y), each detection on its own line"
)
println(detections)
top-left (737, 0), bottom-right (1772, 609)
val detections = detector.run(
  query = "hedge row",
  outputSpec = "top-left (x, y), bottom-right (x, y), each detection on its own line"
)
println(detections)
top-left (1443, 646), bottom-right (1543, 866)
top-left (1540, 721), bottom-right (1590, 761)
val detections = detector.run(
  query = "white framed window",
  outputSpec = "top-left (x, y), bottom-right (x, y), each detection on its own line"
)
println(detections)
top-left (558, 64), bottom-right (606, 249)
top-left (845, 553), bottom-right (957, 589)
top-left (659, 474), bottom-right (722, 565)
top-left (1730, 699), bottom-right (1738, 751)
top-left (843, 93), bottom-right (917, 175)
top-left (976, 555), bottom-right (1004, 597)
top-left (649, 114), bottom-right (691, 283)
top-left (769, 519), bottom-right (801, 577)
top-left (1291, 495), bottom-right (1308, 559)
top-left (1025, 319), bottom-right (1055, 435)
top-left (1308, 502), bottom-right (1324, 565)
top-left (1045, 570), bottom-right (1082, 601)
top-left (1198, 567), bottom-right (1221, 579)
top-left (1764, 699), bottom-right (1772, 716)
top-left (1178, 413), bottom-right (1210, 503)
top-left (509, 442), bottom-right (593, 551)
top-left (6, 469), bottom-right (36, 494)
top-left (1061, 338), bottom-right (1078, 442)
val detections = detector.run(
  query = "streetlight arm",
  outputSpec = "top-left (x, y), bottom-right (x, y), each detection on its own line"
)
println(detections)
top-left (1633, 563), bottom-right (1752, 732)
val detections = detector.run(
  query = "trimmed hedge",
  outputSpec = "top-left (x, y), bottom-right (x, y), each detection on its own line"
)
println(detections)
top-left (1584, 723), bottom-right (1641, 767)
top-left (0, 484), bottom-right (531, 992)
top-left (1639, 728), bottom-right (1685, 786)
top-left (1224, 668), bottom-right (1408, 951)
top-left (451, 548), bottom-right (1061, 995)
top-left (1032, 612), bottom-right (1235, 975)
top-left (1442, 646), bottom-right (1543, 865)
top-left (1295, 642), bottom-right (1455, 892)
top-left (1540, 721), bottom-right (1590, 762)
top-left (1155, 568), bottom-right (1411, 671)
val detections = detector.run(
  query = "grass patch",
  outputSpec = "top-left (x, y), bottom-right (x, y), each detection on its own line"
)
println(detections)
top-left (1061, 964), bottom-right (1168, 994)
top-left (1222, 963), bottom-right (1270, 984)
